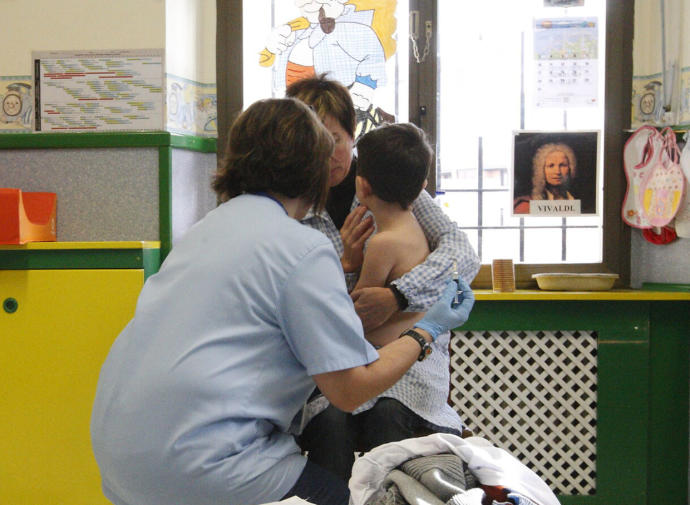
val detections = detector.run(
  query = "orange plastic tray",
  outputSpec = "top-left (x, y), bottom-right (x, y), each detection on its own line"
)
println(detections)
top-left (0, 188), bottom-right (57, 244)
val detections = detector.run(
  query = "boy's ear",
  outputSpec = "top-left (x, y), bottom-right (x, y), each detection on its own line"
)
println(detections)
top-left (356, 175), bottom-right (373, 198)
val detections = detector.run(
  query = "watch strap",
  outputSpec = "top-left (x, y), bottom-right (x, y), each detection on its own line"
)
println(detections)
top-left (389, 284), bottom-right (409, 311)
top-left (400, 328), bottom-right (432, 361)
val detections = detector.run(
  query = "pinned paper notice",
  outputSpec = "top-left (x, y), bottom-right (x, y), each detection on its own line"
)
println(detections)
top-left (33, 49), bottom-right (165, 132)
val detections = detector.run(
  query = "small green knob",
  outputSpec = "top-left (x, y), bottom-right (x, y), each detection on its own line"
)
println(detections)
top-left (3, 297), bottom-right (18, 314)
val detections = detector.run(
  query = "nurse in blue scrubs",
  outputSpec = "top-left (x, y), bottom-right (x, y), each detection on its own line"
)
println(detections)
top-left (90, 97), bottom-right (474, 505)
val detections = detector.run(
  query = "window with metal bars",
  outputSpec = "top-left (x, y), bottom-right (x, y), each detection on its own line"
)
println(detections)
top-left (216, 0), bottom-right (634, 288)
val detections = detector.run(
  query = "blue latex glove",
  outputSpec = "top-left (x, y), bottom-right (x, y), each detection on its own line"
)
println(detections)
top-left (414, 277), bottom-right (475, 340)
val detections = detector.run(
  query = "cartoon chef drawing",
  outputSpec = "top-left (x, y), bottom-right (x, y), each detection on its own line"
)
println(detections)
top-left (261, 0), bottom-right (396, 137)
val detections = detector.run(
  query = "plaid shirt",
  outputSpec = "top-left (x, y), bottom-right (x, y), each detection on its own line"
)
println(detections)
top-left (300, 189), bottom-right (480, 430)
top-left (301, 189), bottom-right (480, 311)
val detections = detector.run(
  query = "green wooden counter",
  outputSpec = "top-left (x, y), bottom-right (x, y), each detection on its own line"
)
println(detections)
top-left (450, 289), bottom-right (690, 505)
top-left (0, 240), bottom-right (161, 278)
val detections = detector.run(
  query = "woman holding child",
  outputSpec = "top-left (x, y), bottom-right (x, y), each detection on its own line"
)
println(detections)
top-left (90, 97), bottom-right (475, 505)
top-left (288, 75), bottom-right (481, 481)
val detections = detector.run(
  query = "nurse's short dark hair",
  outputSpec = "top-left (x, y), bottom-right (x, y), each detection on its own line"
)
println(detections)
top-left (356, 123), bottom-right (432, 209)
top-left (213, 98), bottom-right (333, 211)
top-left (286, 73), bottom-right (356, 140)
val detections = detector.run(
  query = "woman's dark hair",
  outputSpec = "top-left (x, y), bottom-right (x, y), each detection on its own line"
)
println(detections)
top-left (212, 98), bottom-right (333, 212)
top-left (286, 73), bottom-right (356, 140)
top-left (356, 123), bottom-right (432, 209)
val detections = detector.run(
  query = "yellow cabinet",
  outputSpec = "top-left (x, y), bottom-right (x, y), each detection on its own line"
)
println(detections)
top-left (0, 242), bottom-right (159, 505)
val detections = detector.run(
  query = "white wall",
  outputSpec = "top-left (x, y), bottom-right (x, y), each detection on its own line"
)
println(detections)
top-left (1, 0), bottom-right (166, 76)
top-left (0, 0), bottom-right (217, 83)
top-left (630, 231), bottom-right (690, 287)
top-left (0, 0), bottom-right (217, 137)
top-left (165, 0), bottom-right (216, 83)
top-left (631, 0), bottom-right (690, 285)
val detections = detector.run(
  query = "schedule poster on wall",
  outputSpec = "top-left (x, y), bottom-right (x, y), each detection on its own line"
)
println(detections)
top-left (33, 49), bottom-right (164, 132)
top-left (533, 17), bottom-right (598, 108)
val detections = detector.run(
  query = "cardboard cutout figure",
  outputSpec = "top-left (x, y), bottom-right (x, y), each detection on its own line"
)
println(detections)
top-left (261, 0), bottom-right (397, 137)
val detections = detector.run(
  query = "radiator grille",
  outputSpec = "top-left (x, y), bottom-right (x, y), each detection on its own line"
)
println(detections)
top-left (449, 330), bottom-right (598, 495)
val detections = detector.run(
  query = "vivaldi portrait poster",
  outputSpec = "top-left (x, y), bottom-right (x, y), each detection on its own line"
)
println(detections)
top-left (511, 130), bottom-right (600, 217)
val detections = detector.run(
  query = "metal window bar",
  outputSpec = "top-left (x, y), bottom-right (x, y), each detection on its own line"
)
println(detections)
top-left (440, 28), bottom-right (598, 264)
top-left (519, 31), bottom-right (526, 262)
top-left (477, 136), bottom-right (484, 260)
top-left (442, 187), bottom-right (598, 265)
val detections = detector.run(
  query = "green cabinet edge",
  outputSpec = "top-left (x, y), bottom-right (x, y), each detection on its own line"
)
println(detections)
top-left (0, 131), bottom-right (216, 153)
top-left (641, 282), bottom-right (690, 292)
top-left (0, 247), bottom-right (161, 279)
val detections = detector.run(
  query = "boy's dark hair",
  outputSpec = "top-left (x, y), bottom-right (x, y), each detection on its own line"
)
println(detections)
top-left (356, 122), bottom-right (432, 209)
top-left (286, 73), bottom-right (356, 140)
top-left (212, 98), bottom-right (333, 211)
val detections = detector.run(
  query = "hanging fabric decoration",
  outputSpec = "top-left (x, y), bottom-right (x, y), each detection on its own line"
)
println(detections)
top-left (639, 127), bottom-right (686, 226)
top-left (621, 125), bottom-right (665, 228)
top-left (622, 125), bottom-right (687, 244)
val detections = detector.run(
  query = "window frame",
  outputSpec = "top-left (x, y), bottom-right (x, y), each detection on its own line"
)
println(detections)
top-left (216, 0), bottom-right (633, 289)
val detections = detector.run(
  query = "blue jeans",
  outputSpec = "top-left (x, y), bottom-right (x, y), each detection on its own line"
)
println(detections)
top-left (297, 398), bottom-right (432, 482)
top-left (281, 460), bottom-right (349, 505)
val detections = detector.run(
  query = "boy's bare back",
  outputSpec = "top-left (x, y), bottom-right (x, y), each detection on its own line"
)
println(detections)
top-left (352, 121), bottom-right (435, 347)
top-left (355, 211), bottom-right (430, 347)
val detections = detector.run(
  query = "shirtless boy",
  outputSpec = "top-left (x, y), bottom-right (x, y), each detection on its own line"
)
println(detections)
top-left (353, 122), bottom-right (432, 347)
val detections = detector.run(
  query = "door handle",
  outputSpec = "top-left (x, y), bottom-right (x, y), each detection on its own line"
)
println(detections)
top-left (3, 297), bottom-right (18, 314)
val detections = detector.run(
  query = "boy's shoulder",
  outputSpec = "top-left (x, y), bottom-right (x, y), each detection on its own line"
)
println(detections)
top-left (368, 227), bottom-right (399, 243)
top-left (367, 226), bottom-right (410, 249)
top-left (369, 222), bottom-right (425, 254)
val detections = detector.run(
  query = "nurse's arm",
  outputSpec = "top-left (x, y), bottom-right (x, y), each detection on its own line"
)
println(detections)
top-left (312, 329), bottom-right (432, 412)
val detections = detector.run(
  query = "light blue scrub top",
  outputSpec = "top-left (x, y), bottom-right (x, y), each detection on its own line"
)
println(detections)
top-left (90, 195), bottom-right (379, 505)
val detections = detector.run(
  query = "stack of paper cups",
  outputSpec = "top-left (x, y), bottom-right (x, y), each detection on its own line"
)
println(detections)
top-left (492, 259), bottom-right (515, 292)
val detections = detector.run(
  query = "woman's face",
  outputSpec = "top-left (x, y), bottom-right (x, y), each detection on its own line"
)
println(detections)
top-left (543, 150), bottom-right (570, 187)
top-left (323, 114), bottom-right (354, 187)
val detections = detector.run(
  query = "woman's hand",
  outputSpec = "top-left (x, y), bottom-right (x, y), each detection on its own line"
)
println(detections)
top-left (413, 277), bottom-right (475, 340)
top-left (340, 205), bottom-right (374, 273)
top-left (350, 286), bottom-right (398, 332)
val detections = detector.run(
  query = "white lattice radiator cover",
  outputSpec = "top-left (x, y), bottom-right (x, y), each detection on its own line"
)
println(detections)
top-left (449, 330), bottom-right (598, 496)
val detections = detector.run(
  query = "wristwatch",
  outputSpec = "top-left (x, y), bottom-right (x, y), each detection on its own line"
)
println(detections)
top-left (389, 284), bottom-right (409, 310)
top-left (400, 328), bottom-right (432, 361)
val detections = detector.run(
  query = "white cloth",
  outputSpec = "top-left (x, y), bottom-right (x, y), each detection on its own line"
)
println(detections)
top-left (90, 194), bottom-right (379, 505)
top-left (349, 433), bottom-right (560, 505)
top-left (446, 488), bottom-right (486, 505)
top-left (259, 498), bottom-right (316, 505)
